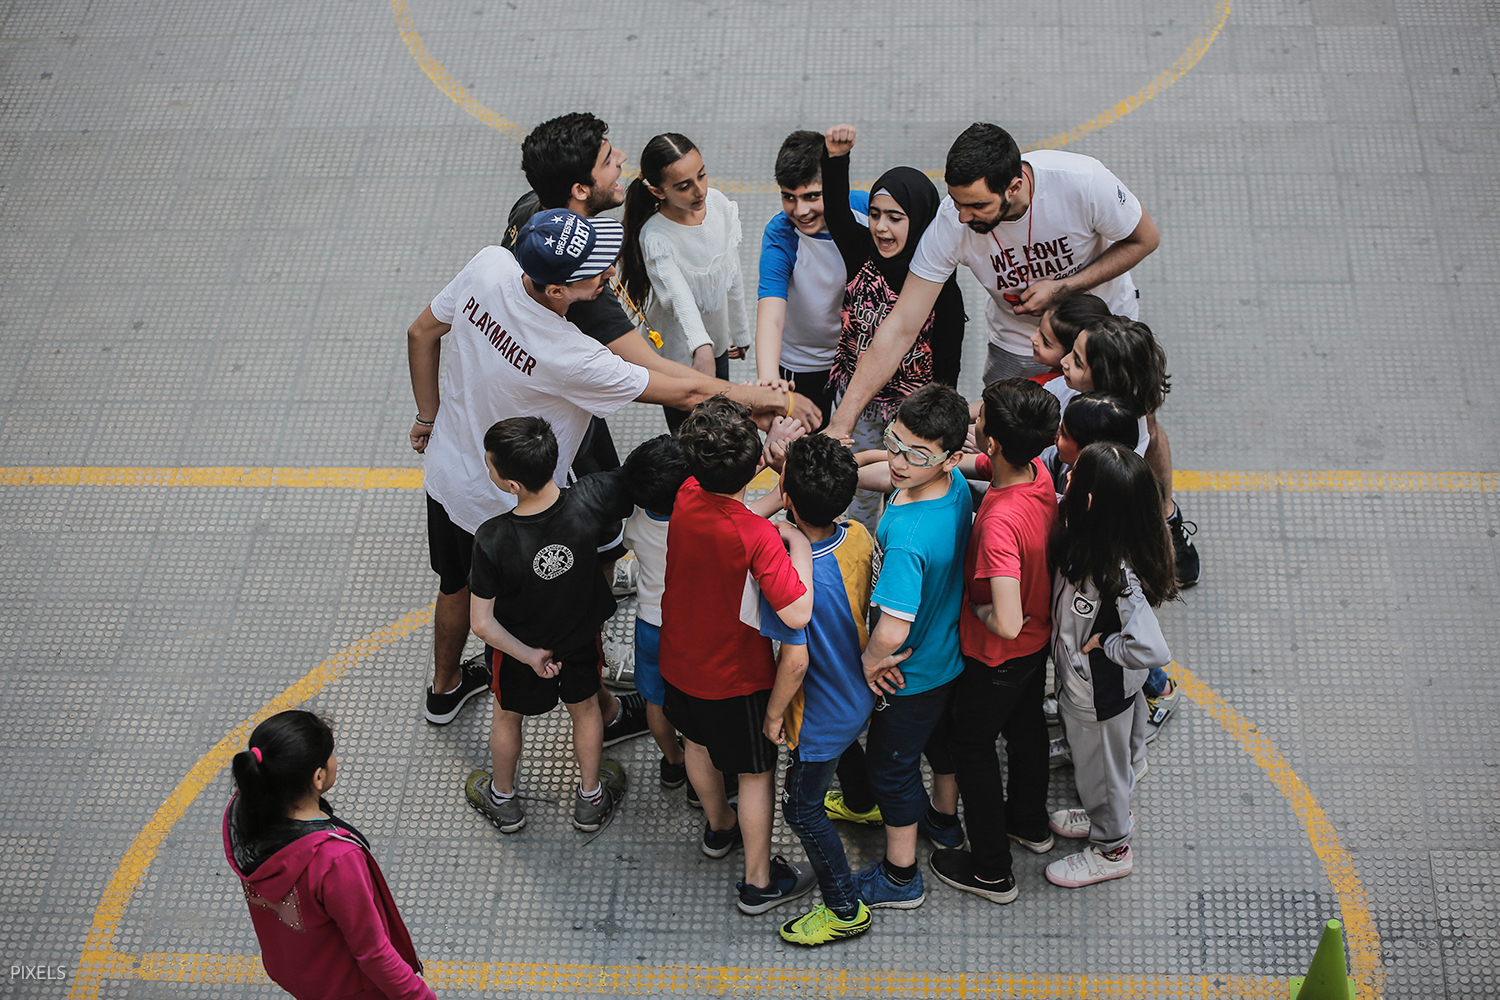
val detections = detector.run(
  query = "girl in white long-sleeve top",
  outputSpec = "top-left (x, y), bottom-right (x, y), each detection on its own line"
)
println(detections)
top-left (621, 133), bottom-right (751, 431)
top-left (1044, 441), bottom-right (1178, 888)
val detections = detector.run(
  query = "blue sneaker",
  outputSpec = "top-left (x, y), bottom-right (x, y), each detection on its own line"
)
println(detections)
top-left (852, 860), bottom-right (925, 910)
top-left (918, 812), bottom-right (967, 850)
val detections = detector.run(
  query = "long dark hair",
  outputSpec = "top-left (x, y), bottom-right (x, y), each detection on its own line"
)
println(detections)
top-left (1083, 316), bottom-right (1171, 417)
top-left (1045, 292), bottom-right (1112, 353)
top-left (230, 710), bottom-right (335, 846)
top-left (1050, 442), bottom-right (1178, 607)
top-left (620, 133), bottom-right (698, 310)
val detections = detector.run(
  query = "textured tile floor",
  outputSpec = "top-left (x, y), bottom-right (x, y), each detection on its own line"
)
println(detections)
top-left (1, 0), bottom-right (1497, 996)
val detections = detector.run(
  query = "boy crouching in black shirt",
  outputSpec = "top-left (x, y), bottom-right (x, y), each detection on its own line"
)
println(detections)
top-left (463, 416), bottom-right (635, 834)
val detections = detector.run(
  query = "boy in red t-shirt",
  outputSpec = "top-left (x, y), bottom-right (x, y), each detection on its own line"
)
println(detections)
top-left (659, 396), bottom-right (819, 915)
top-left (929, 377), bottom-right (1061, 905)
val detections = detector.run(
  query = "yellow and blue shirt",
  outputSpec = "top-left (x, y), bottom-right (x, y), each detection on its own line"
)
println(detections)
top-left (759, 521), bottom-right (877, 762)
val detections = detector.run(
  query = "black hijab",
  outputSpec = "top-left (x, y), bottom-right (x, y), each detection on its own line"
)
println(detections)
top-left (865, 166), bottom-right (942, 293)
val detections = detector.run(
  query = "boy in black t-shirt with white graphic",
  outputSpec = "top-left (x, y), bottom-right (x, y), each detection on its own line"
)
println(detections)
top-left (464, 416), bottom-right (635, 835)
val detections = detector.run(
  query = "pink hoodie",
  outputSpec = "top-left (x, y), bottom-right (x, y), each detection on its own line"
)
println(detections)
top-left (222, 800), bottom-right (436, 1000)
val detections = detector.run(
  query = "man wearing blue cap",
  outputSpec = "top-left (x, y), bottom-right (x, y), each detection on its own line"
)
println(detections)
top-left (407, 208), bottom-right (787, 728)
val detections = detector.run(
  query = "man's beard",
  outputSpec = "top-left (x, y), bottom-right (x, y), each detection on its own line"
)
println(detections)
top-left (965, 196), bottom-right (1011, 233)
top-left (584, 184), bottom-right (624, 216)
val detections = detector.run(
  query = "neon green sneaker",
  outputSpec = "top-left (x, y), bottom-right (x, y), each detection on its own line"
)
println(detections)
top-left (779, 901), bottom-right (871, 946)
top-left (824, 790), bottom-right (884, 826)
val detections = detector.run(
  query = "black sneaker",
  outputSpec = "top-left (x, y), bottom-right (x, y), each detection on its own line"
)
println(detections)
top-left (660, 758), bottom-right (687, 789)
top-left (1166, 504), bottom-right (1201, 588)
top-left (424, 654), bottom-right (491, 725)
top-left (929, 848), bottom-right (1019, 904)
top-left (702, 820), bottom-right (743, 859)
top-left (602, 691), bottom-right (650, 747)
top-left (686, 771), bottom-right (738, 809)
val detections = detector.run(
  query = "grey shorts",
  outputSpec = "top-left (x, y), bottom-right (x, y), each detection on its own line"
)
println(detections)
top-left (983, 343), bottom-right (1054, 385)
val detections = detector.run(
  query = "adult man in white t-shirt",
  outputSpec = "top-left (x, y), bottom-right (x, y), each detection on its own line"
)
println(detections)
top-left (822, 123), bottom-right (1197, 586)
top-left (407, 211), bottom-right (808, 727)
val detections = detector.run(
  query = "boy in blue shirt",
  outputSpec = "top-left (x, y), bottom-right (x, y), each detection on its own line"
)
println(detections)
top-left (754, 130), bottom-right (869, 427)
top-left (850, 383), bottom-right (973, 910)
top-left (760, 435), bottom-right (907, 946)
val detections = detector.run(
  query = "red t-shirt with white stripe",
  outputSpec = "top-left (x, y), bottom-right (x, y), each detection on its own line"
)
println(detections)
top-left (660, 478), bottom-right (807, 699)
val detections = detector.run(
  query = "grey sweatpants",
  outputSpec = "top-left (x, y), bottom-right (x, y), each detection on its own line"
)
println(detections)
top-left (1058, 692), bottom-right (1147, 851)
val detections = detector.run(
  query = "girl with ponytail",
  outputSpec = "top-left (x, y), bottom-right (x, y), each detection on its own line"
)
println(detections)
top-left (224, 710), bottom-right (434, 1000)
top-left (620, 133), bottom-right (752, 431)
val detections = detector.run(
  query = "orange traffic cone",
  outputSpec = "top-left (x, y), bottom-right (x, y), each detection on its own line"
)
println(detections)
top-left (1288, 918), bottom-right (1358, 999)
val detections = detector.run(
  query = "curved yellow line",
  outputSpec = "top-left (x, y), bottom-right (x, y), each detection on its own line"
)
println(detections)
top-left (1174, 664), bottom-right (1383, 996)
top-left (391, 0), bottom-right (524, 138)
top-left (68, 637), bottom-right (1383, 998)
top-left (391, 0), bottom-right (1231, 165)
top-left (67, 605), bottom-right (436, 1000)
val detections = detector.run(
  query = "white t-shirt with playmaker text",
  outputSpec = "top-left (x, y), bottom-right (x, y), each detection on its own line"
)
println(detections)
top-left (424, 246), bottom-right (650, 534)
top-left (910, 149), bottom-right (1143, 357)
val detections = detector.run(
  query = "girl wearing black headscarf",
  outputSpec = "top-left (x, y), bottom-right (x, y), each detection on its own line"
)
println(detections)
top-left (821, 125), bottom-right (966, 529)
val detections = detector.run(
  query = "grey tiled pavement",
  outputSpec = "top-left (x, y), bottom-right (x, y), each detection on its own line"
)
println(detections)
top-left (2, 0), bottom-right (1498, 997)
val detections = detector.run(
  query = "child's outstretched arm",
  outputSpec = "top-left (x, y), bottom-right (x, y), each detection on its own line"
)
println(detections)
top-left (469, 594), bottom-right (560, 678)
top-left (762, 414), bottom-right (807, 472)
top-left (857, 460), bottom-right (895, 495)
top-left (970, 576), bottom-right (1030, 641)
top-left (771, 521), bottom-right (815, 629)
top-left (862, 611), bottom-right (915, 696)
top-left (763, 640), bottom-right (808, 746)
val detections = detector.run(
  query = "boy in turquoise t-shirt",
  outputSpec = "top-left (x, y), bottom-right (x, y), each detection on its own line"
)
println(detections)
top-left (849, 383), bottom-right (973, 910)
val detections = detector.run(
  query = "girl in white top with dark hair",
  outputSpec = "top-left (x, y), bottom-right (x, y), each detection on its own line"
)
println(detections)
top-left (621, 133), bottom-right (752, 431)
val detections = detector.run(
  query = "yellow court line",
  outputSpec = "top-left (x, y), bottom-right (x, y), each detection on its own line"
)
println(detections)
top-left (4, 464), bottom-right (1496, 493)
top-left (135, 951), bottom-right (1290, 998)
top-left (66, 622), bottom-right (1383, 1000)
top-left (390, 0), bottom-right (1232, 193)
top-left (67, 606), bottom-right (435, 1000)
top-left (1173, 665), bottom-right (1383, 997)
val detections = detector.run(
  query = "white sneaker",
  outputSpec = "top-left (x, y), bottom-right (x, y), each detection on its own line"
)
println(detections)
top-left (1048, 736), bottom-right (1072, 769)
top-left (601, 639), bottom-right (635, 690)
top-left (1042, 695), bottom-right (1060, 726)
top-left (1045, 846), bottom-right (1133, 887)
top-left (610, 556), bottom-right (639, 597)
top-left (1048, 807), bottom-right (1092, 839)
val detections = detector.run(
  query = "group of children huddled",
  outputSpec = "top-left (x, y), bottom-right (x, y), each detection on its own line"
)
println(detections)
top-left (226, 115), bottom-right (1194, 996)
top-left (465, 339), bottom-right (1178, 946)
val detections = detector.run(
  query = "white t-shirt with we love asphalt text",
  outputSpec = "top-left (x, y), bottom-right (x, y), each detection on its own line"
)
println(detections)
top-left (909, 149), bottom-right (1144, 357)
top-left (423, 246), bottom-right (649, 534)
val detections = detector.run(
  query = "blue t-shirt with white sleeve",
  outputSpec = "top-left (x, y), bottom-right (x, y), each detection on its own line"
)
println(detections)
top-left (758, 191), bottom-right (869, 373)
top-left (869, 467), bottom-right (971, 695)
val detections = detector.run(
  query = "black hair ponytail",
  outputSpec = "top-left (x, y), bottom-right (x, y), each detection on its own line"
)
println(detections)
top-left (231, 710), bottom-right (335, 847)
top-left (619, 133), bottom-right (698, 312)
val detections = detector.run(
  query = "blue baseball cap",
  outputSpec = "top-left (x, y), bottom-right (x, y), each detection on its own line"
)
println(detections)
top-left (513, 210), bottom-right (624, 286)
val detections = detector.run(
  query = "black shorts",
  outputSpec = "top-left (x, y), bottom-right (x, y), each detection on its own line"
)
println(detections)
top-left (663, 682), bottom-right (778, 775)
top-left (487, 641), bottom-right (602, 717)
top-left (426, 494), bottom-right (474, 595)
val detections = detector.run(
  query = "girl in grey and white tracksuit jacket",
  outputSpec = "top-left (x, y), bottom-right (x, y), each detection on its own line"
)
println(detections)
top-left (1044, 442), bottom-right (1179, 888)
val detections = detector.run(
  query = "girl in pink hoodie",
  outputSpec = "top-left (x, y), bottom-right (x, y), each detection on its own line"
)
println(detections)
top-left (224, 710), bottom-right (435, 1000)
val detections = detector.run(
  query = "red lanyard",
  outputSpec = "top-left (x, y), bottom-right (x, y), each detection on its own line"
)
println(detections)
top-left (991, 166), bottom-right (1034, 298)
